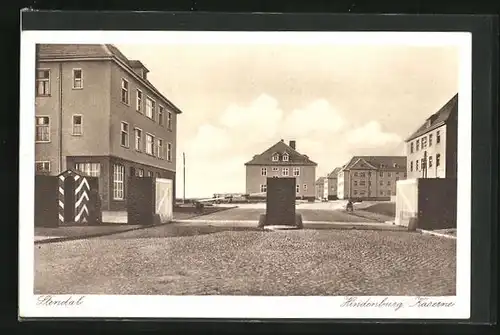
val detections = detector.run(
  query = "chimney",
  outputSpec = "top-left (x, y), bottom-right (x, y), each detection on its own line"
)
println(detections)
top-left (289, 140), bottom-right (296, 150)
top-left (280, 139), bottom-right (284, 142)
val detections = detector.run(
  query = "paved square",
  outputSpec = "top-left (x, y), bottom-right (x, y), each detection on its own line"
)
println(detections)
top-left (35, 227), bottom-right (456, 296)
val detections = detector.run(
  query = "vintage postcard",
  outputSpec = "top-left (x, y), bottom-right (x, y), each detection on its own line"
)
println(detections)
top-left (19, 30), bottom-right (471, 319)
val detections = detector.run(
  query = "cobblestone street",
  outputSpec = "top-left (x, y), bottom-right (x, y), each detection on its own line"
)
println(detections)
top-left (35, 228), bottom-right (456, 296)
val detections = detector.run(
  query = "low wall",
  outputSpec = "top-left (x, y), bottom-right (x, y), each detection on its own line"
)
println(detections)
top-left (395, 178), bottom-right (457, 229)
top-left (35, 175), bottom-right (59, 227)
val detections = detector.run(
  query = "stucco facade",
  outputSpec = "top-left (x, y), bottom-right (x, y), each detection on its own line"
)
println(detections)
top-left (405, 94), bottom-right (458, 180)
top-left (337, 157), bottom-right (407, 200)
top-left (34, 44), bottom-right (181, 210)
top-left (246, 164), bottom-right (316, 198)
top-left (244, 140), bottom-right (317, 200)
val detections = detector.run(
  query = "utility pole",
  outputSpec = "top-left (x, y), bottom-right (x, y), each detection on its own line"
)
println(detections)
top-left (183, 152), bottom-right (186, 204)
top-left (422, 151), bottom-right (428, 178)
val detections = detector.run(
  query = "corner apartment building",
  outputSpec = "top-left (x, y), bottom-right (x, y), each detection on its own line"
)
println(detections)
top-left (244, 140), bottom-right (317, 200)
top-left (315, 177), bottom-right (325, 200)
top-left (323, 167), bottom-right (341, 200)
top-left (405, 94), bottom-right (458, 179)
top-left (34, 44), bottom-right (182, 210)
top-left (337, 156), bottom-right (407, 200)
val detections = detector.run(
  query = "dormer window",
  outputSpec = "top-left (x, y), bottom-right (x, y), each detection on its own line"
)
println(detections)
top-left (393, 163), bottom-right (398, 168)
top-left (282, 153), bottom-right (289, 162)
top-left (272, 154), bottom-right (279, 162)
top-left (380, 164), bottom-right (385, 168)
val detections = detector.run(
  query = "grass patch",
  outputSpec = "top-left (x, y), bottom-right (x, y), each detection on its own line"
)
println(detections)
top-left (362, 202), bottom-right (396, 217)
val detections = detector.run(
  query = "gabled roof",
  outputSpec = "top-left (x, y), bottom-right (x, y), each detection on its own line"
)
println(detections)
top-left (342, 156), bottom-right (407, 171)
top-left (406, 93), bottom-right (458, 142)
top-left (315, 177), bottom-right (325, 184)
top-left (37, 44), bottom-right (182, 114)
top-left (244, 140), bottom-right (317, 166)
top-left (327, 167), bottom-right (342, 178)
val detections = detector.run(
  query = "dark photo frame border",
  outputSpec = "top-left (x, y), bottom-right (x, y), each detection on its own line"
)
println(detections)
top-left (17, 9), bottom-right (498, 332)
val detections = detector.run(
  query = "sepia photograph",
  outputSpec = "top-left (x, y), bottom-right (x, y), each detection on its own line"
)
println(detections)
top-left (19, 30), bottom-right (472, 319)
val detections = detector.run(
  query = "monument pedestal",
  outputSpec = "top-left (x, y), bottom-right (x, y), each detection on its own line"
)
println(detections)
top-left (258, 177), bottom-right (303, 229)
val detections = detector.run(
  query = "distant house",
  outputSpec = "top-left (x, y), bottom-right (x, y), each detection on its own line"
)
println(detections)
top-left (323, 167), bottom-right (341, 200)
top-left (244, 139), bottom-right (317, 200)
top-left (405, 93), bottom-right (458, 179)
top-left (337, 156), bottom-right (407, 200)
top-left (315, 177), bottom-right (325, 200)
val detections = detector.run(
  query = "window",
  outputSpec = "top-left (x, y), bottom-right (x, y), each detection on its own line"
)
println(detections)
top-left (428, 156), bottom-right (433, 168)
top-left (379, 181), bottom-right (383, 186)
top-left (354, 181), bottom-right (358, 186)
top-left (136, 90), bottom-right (143, 112)
top-left (72, 115), bottom-right (82, 135)
top-left (146, 134), bottom-right (154, 155)
top-left (35, 161), bottom-right (50, 173)
top-left (436, 130), bottom-right (441, 143)
top-left (167, 111), bottom-right (173, 130)
top-left (272, 167), bottom-right (279, 172)
top-left (360, 172), bottom-right (366, 177)
top-left (260, 184), bottom-right (267, 193)
top-left (296, 184), bottom-right (300, 193)
top-left (146, 97), bottom-right (155, 120)
top-left (416, 139), bottom-right (420, 151)
top-left (72, 69), bottom-right (83, 89)
top-left (282, 168), bottom-right (289, 176)
top-left (283, 153), bottom-right (289, 162)
top-left (272, 154), bottom-right (279, 162)
top-left (410, 142), bottom-right (414, 153)
top-left (137, 168), bottom-right (144, 177)
top-left (75, 163), bottom-right (100, 177)
top-left (359, 180), bottom-right (366, 186)
top-left (404, 172), bottom-right (407, 178)
top-left (120, 122), bottom-right (129, 147)
top-left (429, 133), bottom-right (433, 146)
top-left (36, 69), bottom-right (50, 96)
top-left (158, 105), bottom-right (164, 126)
top-left (436, 153), bottom-right (441, 167)
top-left (157, 139), bottom-right (164, 159)
top-left (359, 191), bottom-right (366, 196)
top-left (416, 160), bottom-right (419, 171)
top-left (354, 172), bottom-right (358, 176)
top-left (387, 172), bottom-right (391, 177)
top-left (387, 181), bottom-right (391, 186)
top-left (261, 167), bottom-right (267, 176)
top-left (35, 116), bottom-right (50, 142)
top-left (156, 172), bottom-right (161, 178)
top-left (147, 171), bottom-right (153, 177)
top-left (379, 172), bottom-right (383, 177)
top-left (421, 136), bottom-right (427, 149)
top-left (293, 167), bottom-right (300, 176)
top-left (121, 79), bottom-right (129, 104)
top-left (134, 128), bottom-right (142, 151)
top-left (353, 190), bottom-right (358, 195)
top-left (421, 158), bottom-right (425, 169)
top-left (130, 167), bottom-right (136, 176)
top-left (166, 142), bottom-right (172, 161)
top-left (113, 164), bottom-right (125, 200)
top-left (410, 161), bottom-right (413, 171)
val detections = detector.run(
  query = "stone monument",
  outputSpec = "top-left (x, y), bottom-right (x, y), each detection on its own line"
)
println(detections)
top-left (258, 177), bottom-right (303, 229)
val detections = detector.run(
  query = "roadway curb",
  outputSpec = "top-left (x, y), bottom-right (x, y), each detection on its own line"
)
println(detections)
top-left (35, 207), bottom-right (237, 245)
top-left (417, 229), bottom-right (457, 239)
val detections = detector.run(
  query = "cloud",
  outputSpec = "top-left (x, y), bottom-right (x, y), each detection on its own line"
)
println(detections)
top-left (283, 99), bottom-right (345, 137)
top-left (345, 121), bottom-right (402, 148)
top-left (184, 124), bottom-right (231, 158)
top-left (178, 96), bottom-right (404, 198)
top-left (219, 94), bottom-right (283, 141)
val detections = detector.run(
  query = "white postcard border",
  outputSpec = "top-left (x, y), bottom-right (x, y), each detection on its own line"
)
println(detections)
top-left (19, 30), bottom-right (472, 319)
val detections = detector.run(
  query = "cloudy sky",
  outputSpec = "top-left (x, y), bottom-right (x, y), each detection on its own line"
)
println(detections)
top-left (116, 42), bottom-right (459, 199)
